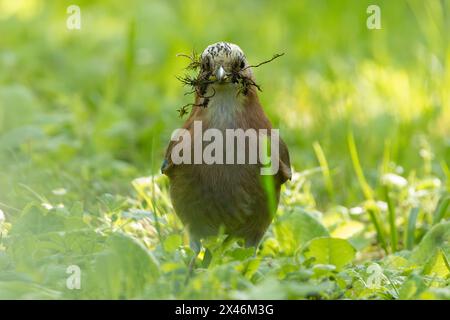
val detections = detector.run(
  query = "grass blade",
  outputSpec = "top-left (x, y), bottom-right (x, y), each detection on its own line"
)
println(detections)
top-left (347, 131), bottom-right (374, 200)
top-left (384, 186), bottom-right (398, 252)
top-left (432, 195), bottom-right (449, 225)
top-left (406, 207), bottom-right (420, 250)
top-left (441, 161), bottom-right (449, 191)
top-left (312, 141), bottom-right (335, 201)
top-left (367, 204), bottom-right (388, 254)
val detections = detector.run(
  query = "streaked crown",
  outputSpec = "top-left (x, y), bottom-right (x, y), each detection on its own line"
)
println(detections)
top-left (201, 42), bottom-right (246, 71)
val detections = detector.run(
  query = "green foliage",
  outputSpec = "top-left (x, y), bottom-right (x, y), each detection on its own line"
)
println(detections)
top-left (411, 222), bottom-right (450, 265)
top-left (273, 209), bottom-right (329, 255)
top-left (303, 237), bottom-right (356, 270)
top-left (0, 0), bottom-right (449, 300)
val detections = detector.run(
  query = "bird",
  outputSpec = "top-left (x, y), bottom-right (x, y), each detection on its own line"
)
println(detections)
top-left (162, 42), bottom-right (291, 254)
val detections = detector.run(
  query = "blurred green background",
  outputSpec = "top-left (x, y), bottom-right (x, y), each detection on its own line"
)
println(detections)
top-left (0, 0), bottom-right (449, 299)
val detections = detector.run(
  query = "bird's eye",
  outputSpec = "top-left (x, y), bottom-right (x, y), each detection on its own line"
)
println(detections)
top-left (240, 60), bottom-right (245, 69)
top-left (202, 60), bottom-right (211, 70)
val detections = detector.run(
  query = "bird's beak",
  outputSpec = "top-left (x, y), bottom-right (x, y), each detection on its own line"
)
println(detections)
top-left (215, 65), bottom-right (226, 82)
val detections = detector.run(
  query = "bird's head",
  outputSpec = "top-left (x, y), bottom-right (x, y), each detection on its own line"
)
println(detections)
top-left (199, 42), bottom-right (253, 87)
top-left (176, 42), bottom-right (272, 117)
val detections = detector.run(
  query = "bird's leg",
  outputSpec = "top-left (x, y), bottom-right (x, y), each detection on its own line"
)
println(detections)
top-left (245, 238), bottom-right (261, 257)
top-left (185, 238), bottom-right (201, 285)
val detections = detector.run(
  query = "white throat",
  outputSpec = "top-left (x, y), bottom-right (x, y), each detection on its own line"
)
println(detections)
top-left (205, 84), bottom-right (244, 129)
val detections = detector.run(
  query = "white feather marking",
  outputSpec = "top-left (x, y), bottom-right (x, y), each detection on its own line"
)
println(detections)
top-left (205, 84), bottom-right (244, 129)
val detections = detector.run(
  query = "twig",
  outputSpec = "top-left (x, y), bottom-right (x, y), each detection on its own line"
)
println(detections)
top-left (243, 53), bottom-right (285, 70)
top-left (176, 50), bottom-right (201, 70)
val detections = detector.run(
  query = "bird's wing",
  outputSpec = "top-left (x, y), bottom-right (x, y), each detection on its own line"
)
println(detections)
top-left (161, 134), bottom-right (181, 175)
top-left (161, 109), bottom-right (198, 176)
top-left (277, 136), bottom-right (292, 184)
top-left (160, 153), bottom-right (172, 175)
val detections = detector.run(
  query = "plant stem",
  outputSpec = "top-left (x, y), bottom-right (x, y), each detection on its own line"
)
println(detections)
top-left (384, 186), bottom-right (398, 252)
top-left (367, 206), bottom-right (388, 254)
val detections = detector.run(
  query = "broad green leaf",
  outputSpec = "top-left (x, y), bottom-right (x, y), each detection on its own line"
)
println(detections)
top-left (234, 278), bottom-right (286, 300)
top-left (0, 281), bottom-right (61, 299)
top-left (274, 209), bottom-right (329, 255)
top-left (422, 249), bottom-right (450, 278)
top-left (331, 220), bottom-right (364, 239)
top-left (399, 275), bottom-right (427, 300)
top-left (228, 247), bottom-right (255, 261)
top-left (410, 221), bottom-right (450, 264)
top-left (303, 237), bottom-right (356, 270)
top-left (87, 233), bottom-right (159, 299)
top-left (382, 255), bottom-right (410, 269)
top-left (162, 234), bottom-right (182, 253)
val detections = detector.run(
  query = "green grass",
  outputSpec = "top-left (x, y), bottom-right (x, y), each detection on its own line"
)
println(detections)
top-left (0, 0), bottom-right (449, 299)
